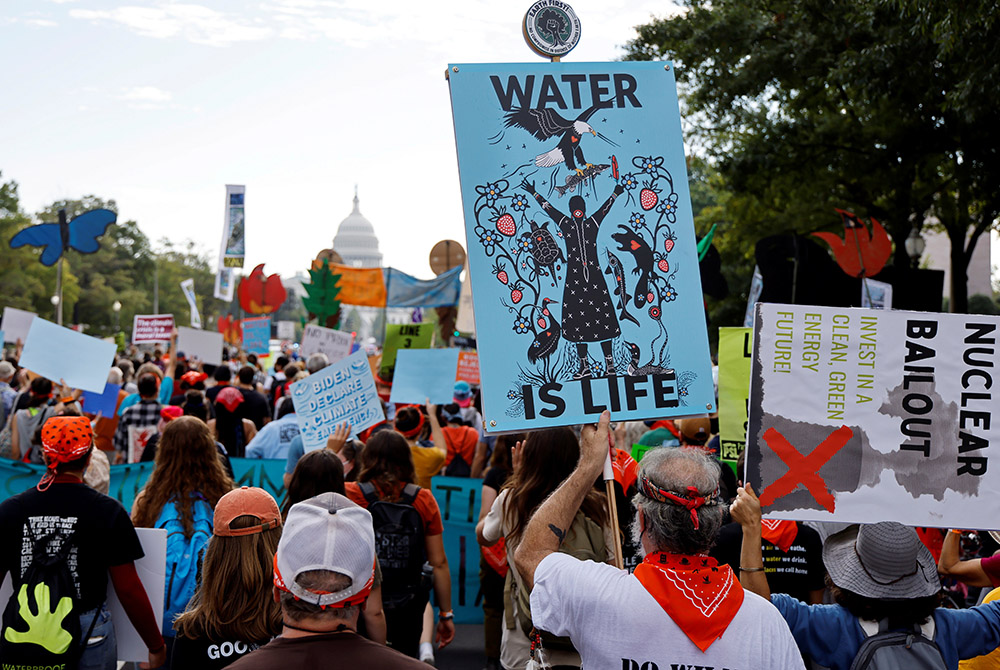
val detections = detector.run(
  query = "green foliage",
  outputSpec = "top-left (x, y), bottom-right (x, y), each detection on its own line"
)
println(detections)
top-left (625, 0), bottom-right (1000, 313)
top-left (302, 260), bottom-right (342, 328)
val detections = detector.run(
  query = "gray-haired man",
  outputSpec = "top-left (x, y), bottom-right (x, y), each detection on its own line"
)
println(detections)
top-left (514, 411), bottom-right (804, 670)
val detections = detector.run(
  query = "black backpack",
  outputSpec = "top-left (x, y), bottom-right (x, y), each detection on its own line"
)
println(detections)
top-left (0, 526), bottom-right (97, 670)
top-left (849, 619), bottom-right (946, 670)
top-left (359, 482), bottom-right (429, 609)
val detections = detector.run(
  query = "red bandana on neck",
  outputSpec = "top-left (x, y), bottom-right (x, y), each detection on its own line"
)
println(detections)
top-left (633, 552), bottom-right (744, 652)
top-left (761, 519), bottom-right (799, 553)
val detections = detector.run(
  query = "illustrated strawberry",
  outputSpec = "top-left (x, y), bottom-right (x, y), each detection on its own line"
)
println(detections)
top-left (510, 282), bottom-right (523, 304)
top-left (537, 317), bottom-right (547, 328)
top-left (657, 259), bottom-right (669, 273)
top-left (663, 237), bottom-right (675, 253)
top-left (492, 260), bottom-right (509, 285)
top-left (495, 211), bottom-right (516, 237)
top-left (647, 292), bottom-right (655, 303)
top-left (639, 181), bottom-right (660, 211)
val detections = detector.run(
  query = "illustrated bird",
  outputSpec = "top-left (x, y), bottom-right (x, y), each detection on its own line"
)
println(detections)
top-left (503, 102), bottom-right (611, 175)
top-left (527, 298), bottom-right (561, 378)
top-left (624, 341), bottom-right (674, 377)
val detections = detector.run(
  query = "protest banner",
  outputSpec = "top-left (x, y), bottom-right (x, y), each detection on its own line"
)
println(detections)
top-left (177, 326), bottom-right (224, 365)
top-left (291, 350), bottom-right (384, 452)
top-left (389, 349), bottom-right (461, 405)
top-left (220, 185), bottom-right (245, 268)
top-left (128, 425), bottom-right (156, 464)
top-left (379, 322), bottom-right (433, 380)
top-left (0, 528), bottom-right (166, 663)
top-left (1, 307), bottom-right (36, 343)
top-left (448, 62), bottom-right (714, 432)
top-left (180, 278), bottom-right (201, 328)
top-left (299, 324), bottom-right (354, 362)
top-left (19, 318), bottom-right (115, 393)
top-left (214, 266), bottom-right (235, 302)
top-left (431, 475), bottom-right (485, 624)
top-left (717, 327), bottom-right (752, 469)
top-left (861, 278), bottom-right (893, 310)
top-left (746, 303), bottom-right (1000, 528)
top-left (456, 350), bottom-right (481, 385)
top-left (132, 314), bottom-right (175, 344)
top-left (241, 316), bottom-right (271, 355)
top-left (81, 381), bottom-right (122, 418)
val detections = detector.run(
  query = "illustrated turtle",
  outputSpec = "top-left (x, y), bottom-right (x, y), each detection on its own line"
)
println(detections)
top-left (520, 220), bottom-right (566, 286)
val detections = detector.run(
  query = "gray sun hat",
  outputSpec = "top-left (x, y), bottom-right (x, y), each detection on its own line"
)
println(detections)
top-left (823, 522), bottom-right (940, 600)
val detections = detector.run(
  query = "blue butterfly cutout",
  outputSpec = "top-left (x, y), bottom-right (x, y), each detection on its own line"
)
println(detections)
top-left (9, 209), bottom-right (116, 266)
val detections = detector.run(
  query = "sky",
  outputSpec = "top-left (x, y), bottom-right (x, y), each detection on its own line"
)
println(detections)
top-left (0, 0), bottom-right (683, 281)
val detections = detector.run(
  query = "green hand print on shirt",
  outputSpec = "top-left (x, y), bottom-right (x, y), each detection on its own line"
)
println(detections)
top-left (3, 583), bottom-right (73, 654)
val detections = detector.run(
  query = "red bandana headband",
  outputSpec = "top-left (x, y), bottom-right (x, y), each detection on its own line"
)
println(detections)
top-left (639, 476), bottom-right (718, 530)
top-left (395, 410), bottom-right (425, 439)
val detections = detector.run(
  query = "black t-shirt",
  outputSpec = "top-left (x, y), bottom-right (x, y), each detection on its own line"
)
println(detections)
top-left (227, 630), bottom-right (429, 670)
top-left (482, 466), bottom-right (509, 492)
top-left (171, 632), bottom-right (268, 670)
top-left (0, 481), bottom-right (144, 611)
top-left (238, 389), bottom-right (271, 430)
top-left (710, 521), bottom-right (826, 603)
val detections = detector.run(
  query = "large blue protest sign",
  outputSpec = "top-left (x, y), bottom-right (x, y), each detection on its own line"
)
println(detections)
top-left (81, 382), bottom-right (122, 417)
top-left (241, 316), bottom-right (271, 355)
top-left (389, 348), bottom-right (460, 405)
top-left (447, 62), bottom-right (714, 432)
top-left (20, 318), bottom-right (116, 393)
top-left (431, 475), bottom-right (484, 624)
top-left (291, 350), bottom-right (384, 452)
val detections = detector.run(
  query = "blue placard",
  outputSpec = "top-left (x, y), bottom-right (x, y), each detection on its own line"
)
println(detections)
top-left (389, 348), bottom-right (461, 405)
top-left (81, 382), bottom-right (122, 418)
top-left (242, 317), bottom-right (271, 355)
top-left (447, 62), bottom-right (714, 432)
top-left (430, 475), bottom-right (484, 625)
top-left (291, 350), bottom-right (385, 452)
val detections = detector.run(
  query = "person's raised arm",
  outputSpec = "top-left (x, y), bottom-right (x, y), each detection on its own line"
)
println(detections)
top-left (730, 484), bottom-right (770, 599)
top-left (592, 183), bottom-right (626, 226)
top-left (521, 179), bottom-right (562, 225)
top-left (938, 530), bottom-right (993, 587)
top-left (426, 401), bottom-right (447, 452)
top-left (514, 411), bottom-right (609, 591)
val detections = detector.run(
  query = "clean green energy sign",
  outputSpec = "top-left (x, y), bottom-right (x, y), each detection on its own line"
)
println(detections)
top-left (718, 327), bottom-right (752, 466)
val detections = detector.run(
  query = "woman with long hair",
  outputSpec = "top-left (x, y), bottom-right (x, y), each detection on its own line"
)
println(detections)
top-left (132, 416), bottom-right (234, 654)
top-left (208, 387), bottom-right (256, 458)
top-left (344, 430), bottom-right (455, 658)
top-left (477, 427), bottom-right (612, 670)
top-left (283, 448), bottom-right (387, 644)
top-left (394, 403), bottom-right (447, 489)
top-left (171, 487), bottom-right (282, 669)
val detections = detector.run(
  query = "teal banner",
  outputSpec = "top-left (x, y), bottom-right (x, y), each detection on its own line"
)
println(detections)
top-left (430, 475), bottom-right (484, 625)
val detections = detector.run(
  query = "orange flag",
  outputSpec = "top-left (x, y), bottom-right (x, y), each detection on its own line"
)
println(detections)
top-left (315, 262), bottom-right (387, 307)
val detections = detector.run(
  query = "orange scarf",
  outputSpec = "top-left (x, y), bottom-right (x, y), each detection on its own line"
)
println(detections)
top-left (760, 519), bottom-right (798, 553)
top-left (633, 552), bottom-right (744, 652)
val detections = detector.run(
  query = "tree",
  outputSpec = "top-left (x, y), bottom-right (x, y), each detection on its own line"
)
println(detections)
top-left (625, 0), bottom-right (1000, 312)
top-left (302, 260), bottom-right (342, 328)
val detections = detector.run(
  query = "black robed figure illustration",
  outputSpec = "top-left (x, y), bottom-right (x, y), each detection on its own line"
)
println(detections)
top-left (522, 178), bottom-right (625, 379)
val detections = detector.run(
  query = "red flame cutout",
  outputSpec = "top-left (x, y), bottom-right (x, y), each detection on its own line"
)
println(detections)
top-left (238, 264), bottom-right (287, 314)
top-left (811, 209), bottom-right (892, 278)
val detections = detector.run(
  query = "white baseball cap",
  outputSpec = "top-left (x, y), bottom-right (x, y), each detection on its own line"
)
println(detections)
top-left (273, 492), bottom-right (375, 608)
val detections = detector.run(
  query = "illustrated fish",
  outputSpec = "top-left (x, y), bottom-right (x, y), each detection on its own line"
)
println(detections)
top-left (554, 163), bottom-right (610, 197)
top-left (605, 250), bottom-right (640, 327)
top-left (610, 225), bottom-right (655, 309)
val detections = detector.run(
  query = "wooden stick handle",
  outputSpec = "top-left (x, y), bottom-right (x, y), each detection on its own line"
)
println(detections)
top-left (604, 472), bottom-right (624, 570)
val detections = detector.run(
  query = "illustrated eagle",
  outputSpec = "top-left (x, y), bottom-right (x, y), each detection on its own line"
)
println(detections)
top-left (503, 102), bottom-right (610, 175)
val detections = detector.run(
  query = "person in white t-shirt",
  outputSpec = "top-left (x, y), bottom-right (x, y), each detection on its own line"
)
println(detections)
top-left (513, 411), bottom-right (805, 670)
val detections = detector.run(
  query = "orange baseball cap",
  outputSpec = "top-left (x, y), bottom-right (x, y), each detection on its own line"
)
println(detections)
top-left (214, 487), bottom-right (282, 537)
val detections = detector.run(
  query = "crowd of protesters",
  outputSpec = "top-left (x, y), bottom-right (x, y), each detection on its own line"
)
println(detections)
top-left (0, 336), bottom-right (999, 670)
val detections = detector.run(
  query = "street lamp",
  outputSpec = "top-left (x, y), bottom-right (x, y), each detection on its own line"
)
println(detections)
top-left (904, 227), bottom-right (926, 269)
top-left (50, 295), bottom-right (59, 321)
top-left (112, 300), bottom-right (122, 332)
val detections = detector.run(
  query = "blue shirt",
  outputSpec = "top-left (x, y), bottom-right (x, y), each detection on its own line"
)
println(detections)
top-left (284, 434), bottom-right (305, 475)
top-left (771, 593), bottom-right (1000, 670)
top-left (245, 413), bottom-right (299, 460)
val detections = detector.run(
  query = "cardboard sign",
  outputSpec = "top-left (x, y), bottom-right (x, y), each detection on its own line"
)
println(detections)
top-left (276, 320), bottom-right (296, 340)
top-left (746, 303), bottom-right (1000, 528)
top-left (180, 278), bottom-right (201, 329)
top-left (291, 350), bottom-right (384, 452)
top-left (241, 316), bottom-right (271, 355)
top-left (861, 278), bottom-right (893, 310)
top-left (456, 350), bottom-right (481, 385)
top-left (220, 184), bottom-right (246, 268)
top-left (447, 62), bottom-right (713, 433)
top-left (717, 327), bottom-right (752, 464)
top-left (380, 323), bottom-right (433, 380)
top-left (177, 326), bottom-right (224, 366)
top-left (1, 306), bottom-right (36, 343)
top-left (389, 348), bottom-right (461, 405)
top-left (0, 528), bottom-right (167, 663)
top-left (81, 382), bottom-right (122, 418)
top-left (431, 475), bottom-right (485, 624)
top-left (132, 314), bottom-right (175, 344)
top-left (300, 324), bottom-right (354, 363)
top-left (128, 425), bottom-right (156, 464)
top-left (19, 318), bottom-right (116, 393)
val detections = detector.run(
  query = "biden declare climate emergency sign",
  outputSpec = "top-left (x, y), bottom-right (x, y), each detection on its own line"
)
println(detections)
top-left (447, 62), bottom-right (713, 433)
top-left (746, 303), bottom-right (1000, 529)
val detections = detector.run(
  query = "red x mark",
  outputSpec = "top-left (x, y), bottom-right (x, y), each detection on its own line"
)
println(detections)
top-left (758, 425), bottom-right (853, 513)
